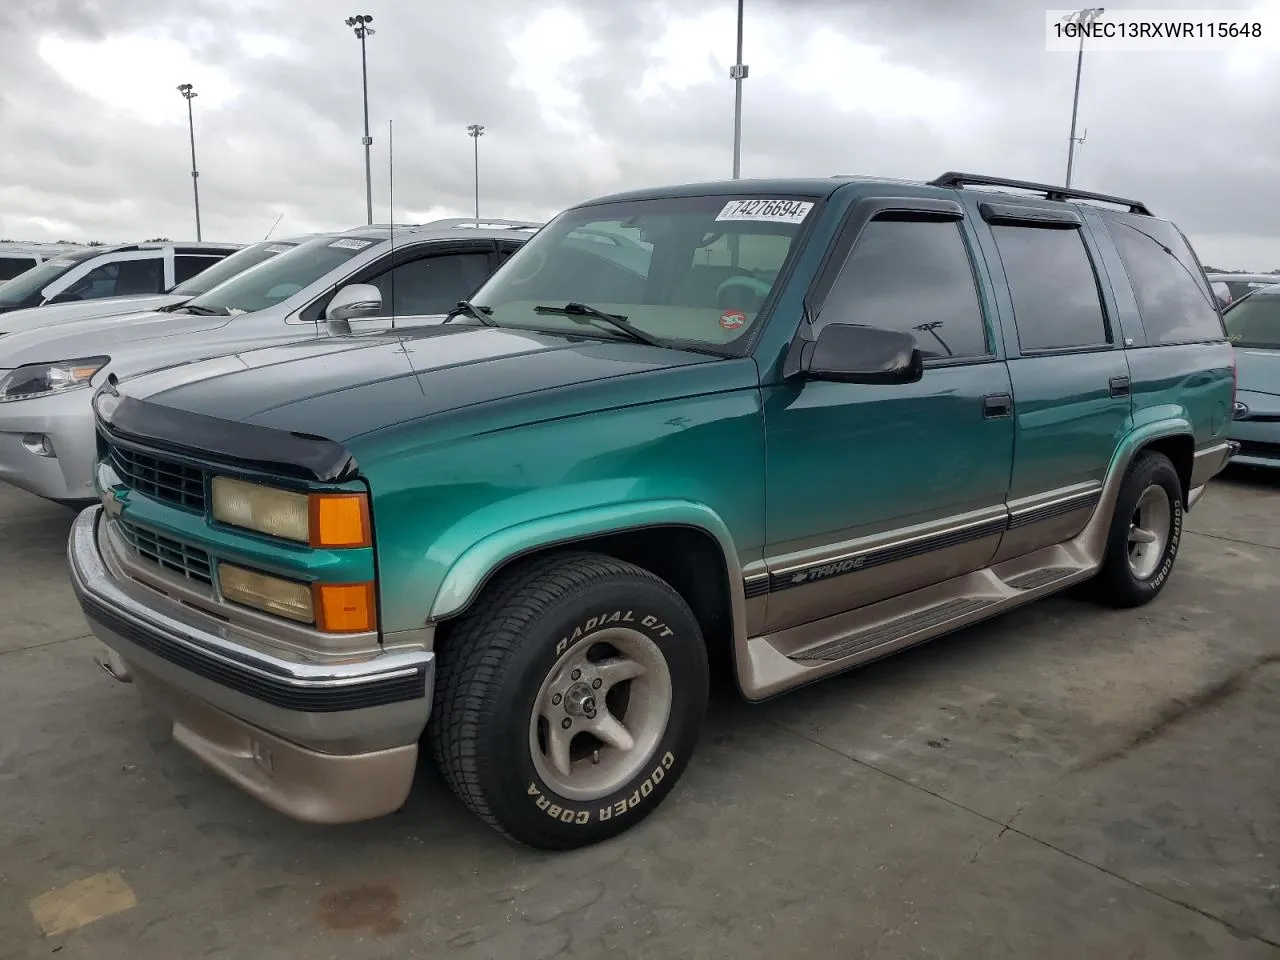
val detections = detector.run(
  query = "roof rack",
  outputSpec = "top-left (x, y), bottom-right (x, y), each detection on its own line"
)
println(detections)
top-left (927, 172), bottom-right (1152, 217)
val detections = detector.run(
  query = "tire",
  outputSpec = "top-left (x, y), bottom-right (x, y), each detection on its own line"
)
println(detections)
top-left (1091, 451), bottom-right (1183, 609)
top-left (427, 551), bottom-right (709, 849)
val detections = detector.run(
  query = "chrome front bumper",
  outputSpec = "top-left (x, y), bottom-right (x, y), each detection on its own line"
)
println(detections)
top-left (67, 505), bottom-right (436, 821)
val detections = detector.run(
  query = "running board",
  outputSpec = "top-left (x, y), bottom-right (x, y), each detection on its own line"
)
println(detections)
top-left (742, 543), bottom-right (1099, 700)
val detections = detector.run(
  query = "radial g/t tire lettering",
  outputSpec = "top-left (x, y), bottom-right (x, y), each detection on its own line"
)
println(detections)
top-left (427, 551), bottom-right (709, 849)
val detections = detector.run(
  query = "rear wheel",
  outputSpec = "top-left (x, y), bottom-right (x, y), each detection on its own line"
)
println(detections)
top-left (428, 552), bottom-right (709, 849)
top-left (1091, 451), bottom-right (1183, 608)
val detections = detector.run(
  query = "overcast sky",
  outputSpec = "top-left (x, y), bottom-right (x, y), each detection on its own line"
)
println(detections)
top-left (2, 0), bottom-right (1278, 268)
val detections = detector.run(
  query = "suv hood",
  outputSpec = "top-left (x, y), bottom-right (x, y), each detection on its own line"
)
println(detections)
top-left (115, 325), bottom-right (724, 443)
top-left (0, 294), bottom-right (186, 337)
top-left (0, 308), bottom-right (234, 368)
top-left (1236, 347), bottom-right (1280, 397)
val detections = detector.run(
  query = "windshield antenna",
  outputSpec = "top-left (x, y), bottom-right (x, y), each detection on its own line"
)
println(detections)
top-left (388, 118), bottom-right (397, 331)
top-left (263, 212), bottom-right (284, 240)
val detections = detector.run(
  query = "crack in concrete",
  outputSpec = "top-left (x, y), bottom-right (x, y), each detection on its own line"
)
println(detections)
top-left (1185, 529), bottom-right (1280, 552)
top-left (0, 633), bottom-right (89, 657)
top-left (767, 716), bottom-right (1280, 953)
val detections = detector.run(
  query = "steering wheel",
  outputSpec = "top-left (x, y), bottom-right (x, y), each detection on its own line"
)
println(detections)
top-left (716, 274), bottom-right (772, 312)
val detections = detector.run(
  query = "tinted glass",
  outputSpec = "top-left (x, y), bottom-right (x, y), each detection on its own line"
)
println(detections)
top-left (991, 225), bottom-right (1109, 351)
top-left (470, 194), bottom-right (816, 353)
top-left (370, 252), bottom-right (493, 316)
top-left (173, 254), bottom-right (220, 285)
top-left (1103, 214), bottom-right (1224, 344)
top-left (183, 235), bottom-right (379, 315)
top-left (59, 257), bottom-right (164, 300)
top-left (0, 253), bottom-right (93, 307)
top-left (1227, 280), bottom-right (1279, 301)
top-left (814, 217), bottom-right (990, 360)
top-left (0, 257), bottom-right (37, 281)
top-left (170, 242), bottom-right (298, 296)
top-left (1224, 293), bottom-right (1280, 349)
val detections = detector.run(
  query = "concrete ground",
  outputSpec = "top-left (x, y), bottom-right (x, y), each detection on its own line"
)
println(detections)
top-left (0, 473), bottom-right (1277, 960)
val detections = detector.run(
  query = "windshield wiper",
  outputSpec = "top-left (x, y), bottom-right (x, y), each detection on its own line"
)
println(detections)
top-left (176, 304), bottom-right (231, 316)
top-left (442, 300), bottom-right (496, 326)
top-left (533, 302), bottom-right (665, 348)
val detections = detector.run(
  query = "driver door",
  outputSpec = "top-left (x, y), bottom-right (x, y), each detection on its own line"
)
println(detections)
top-left (760, 198), bottom-right (1015, 633)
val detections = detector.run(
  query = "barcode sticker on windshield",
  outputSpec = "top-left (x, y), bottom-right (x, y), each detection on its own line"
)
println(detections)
top-left (265, 244), bottom-right (293, 253)
top-left (716, 199), bottom-right (814, 224)
top-left (329, 238), bottom-right (373, 250)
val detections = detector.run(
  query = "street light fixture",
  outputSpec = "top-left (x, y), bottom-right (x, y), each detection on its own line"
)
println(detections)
top-left (176, 84), bottom-right (202, 241)
top-left (729, 0), bottom-right (747, 179)
top-left (345, 14), bottom-right (375, 225)
top-left (466, 124), bottom-right (484, 225)
top-left (1064, 6), bottom-right (1104, 188)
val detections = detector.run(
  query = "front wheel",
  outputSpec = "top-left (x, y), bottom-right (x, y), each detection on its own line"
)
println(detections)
top-left (1091, 451), bottom-right (1184, 608)
top-left (427, 552), bottom-right (709, 849)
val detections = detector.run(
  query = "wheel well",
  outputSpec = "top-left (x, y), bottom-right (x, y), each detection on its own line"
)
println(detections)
top-left (1140, 433), bottom-right (1194, 504)
top-left (437, 526), bottom-right (736, 679)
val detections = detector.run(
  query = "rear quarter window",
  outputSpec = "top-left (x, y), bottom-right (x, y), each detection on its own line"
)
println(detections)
top-left (1103, 214), bottom-right (1225, 345)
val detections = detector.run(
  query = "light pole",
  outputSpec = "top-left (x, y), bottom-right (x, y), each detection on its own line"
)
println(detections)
top-left (1064, 7), bottom-right (1104, 188)
top-left (176, 84), bottom-right (202, 241)
top-left (345, 14), bottom-right (375, 225)
top-left (729, 0), bottom-right (747, 179)
top-left (467, 124), bottom-right (484, 224)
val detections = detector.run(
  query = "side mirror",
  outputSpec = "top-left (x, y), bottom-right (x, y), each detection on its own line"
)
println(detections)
top-left (792, 323), bottom-right (923, 385)
top-left (324, 283), bottom-right (382, 322)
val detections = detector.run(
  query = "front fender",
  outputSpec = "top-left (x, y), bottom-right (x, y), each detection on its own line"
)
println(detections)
top-left (429, 498), bottom-right (743, 621)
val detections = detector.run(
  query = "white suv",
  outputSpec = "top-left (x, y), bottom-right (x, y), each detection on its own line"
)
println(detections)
top-left (0, 240), bottom-right (241, 315)
top-left (0, 243), bottom-right (88, 283)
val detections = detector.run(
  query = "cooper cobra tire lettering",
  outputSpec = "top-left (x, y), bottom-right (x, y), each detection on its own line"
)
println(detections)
top-left (429, 552), bottom-right (708, 849)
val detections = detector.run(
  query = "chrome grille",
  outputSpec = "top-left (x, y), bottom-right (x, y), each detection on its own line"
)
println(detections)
top-left (115, 519), bottom-right (213, 587)
top-left (108, 443), bottom-right (207, 512)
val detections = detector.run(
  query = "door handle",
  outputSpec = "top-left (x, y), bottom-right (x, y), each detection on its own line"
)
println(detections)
top-left (983, 393), bottom-right (1013, 419)
top-left (1109, 376), bottom-right (1131, 398)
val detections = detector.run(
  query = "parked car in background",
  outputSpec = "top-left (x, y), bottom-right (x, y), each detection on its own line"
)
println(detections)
top-left (0, 219), bottom-right (537, 504)
top-left (0, 242), bottom-right (88, 282)
top-left (0, 241), bottom-right (242, 315)
top-left (0, 236), bottom-right (323, 338)
top-left (1205, 272), bottom-right (1280, 306)
top-left (1224, 283), bottom-right (1280, 468)
top-left (67, 172), bottom-right (1235, 850)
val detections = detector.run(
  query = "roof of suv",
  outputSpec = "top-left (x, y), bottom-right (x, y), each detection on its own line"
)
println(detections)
top-left (582, 172), bottom-right (1156, 219)
top-left (331, 218), bottom-right (543, 244)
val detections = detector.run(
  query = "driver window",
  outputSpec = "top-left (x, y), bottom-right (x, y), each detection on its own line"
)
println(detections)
top-left (813, 217), bottom-right (992, 361)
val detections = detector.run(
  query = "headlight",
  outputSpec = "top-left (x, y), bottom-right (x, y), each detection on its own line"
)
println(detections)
top-left (0, 356), bottom-right (109, 403)
top-left (211, 475), bottom-right (371, 548)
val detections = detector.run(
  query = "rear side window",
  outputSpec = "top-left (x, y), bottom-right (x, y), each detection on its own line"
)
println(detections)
top-left (990, 225), bottom-right (1109, 352)
top-left (1103, 215), bottom-right (1224, 345)
top-left (0, 257), bottom-right (37, 281)
top-left (174, 254), bottom-right (222, 285)
top-left (814, 216), bottom-right (991, 361)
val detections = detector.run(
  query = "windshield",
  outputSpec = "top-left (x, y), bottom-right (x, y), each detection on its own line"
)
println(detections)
top-left (467, 194), bottom-right (818, 354)
top-left (1225, 293), bottom-right (1280, 349)
top-left (0, 251), bottom-right (96, 307)
top-left (169, 240), bottom-right (301, 296)
top-left (179, 235), bottom-right (381, 315)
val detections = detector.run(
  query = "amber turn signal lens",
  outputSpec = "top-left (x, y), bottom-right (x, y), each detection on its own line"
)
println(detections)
top-left (309, 493), bottom-right (372, 548)
top-left (313, 581), bottom-right (376, 633)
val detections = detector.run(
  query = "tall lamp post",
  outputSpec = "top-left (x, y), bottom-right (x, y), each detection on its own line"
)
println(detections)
top-left (467, 124), bottom-right (484, 224)
top-left (176, 84), bottom-right (202, 241)
top-left (1064, 6), bottom-right (1104, 188)
top-left (729, 0), bottom-right (747, 179)
top-left (345, 14), bottom-right (375, 225)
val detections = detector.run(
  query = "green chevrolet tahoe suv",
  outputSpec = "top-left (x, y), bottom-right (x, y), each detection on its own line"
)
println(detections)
top-left (69, 173), bottom-right (1237, 850)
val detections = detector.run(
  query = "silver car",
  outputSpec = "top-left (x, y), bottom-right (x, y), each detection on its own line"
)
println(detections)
top-left (0, 236), bottom-right (320, 338)
top-left (1225, 284), bottom-right (1280, 469)
top-left (0, 219), bottom-right (538, 505)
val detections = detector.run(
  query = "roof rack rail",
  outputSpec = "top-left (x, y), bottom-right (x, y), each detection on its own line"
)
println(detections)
top-left (927, 172), bottom-right (1152, 217)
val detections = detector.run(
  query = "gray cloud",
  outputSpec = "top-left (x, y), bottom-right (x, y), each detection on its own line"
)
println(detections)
top-left (1, 0), bottom-right (1278, 268)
